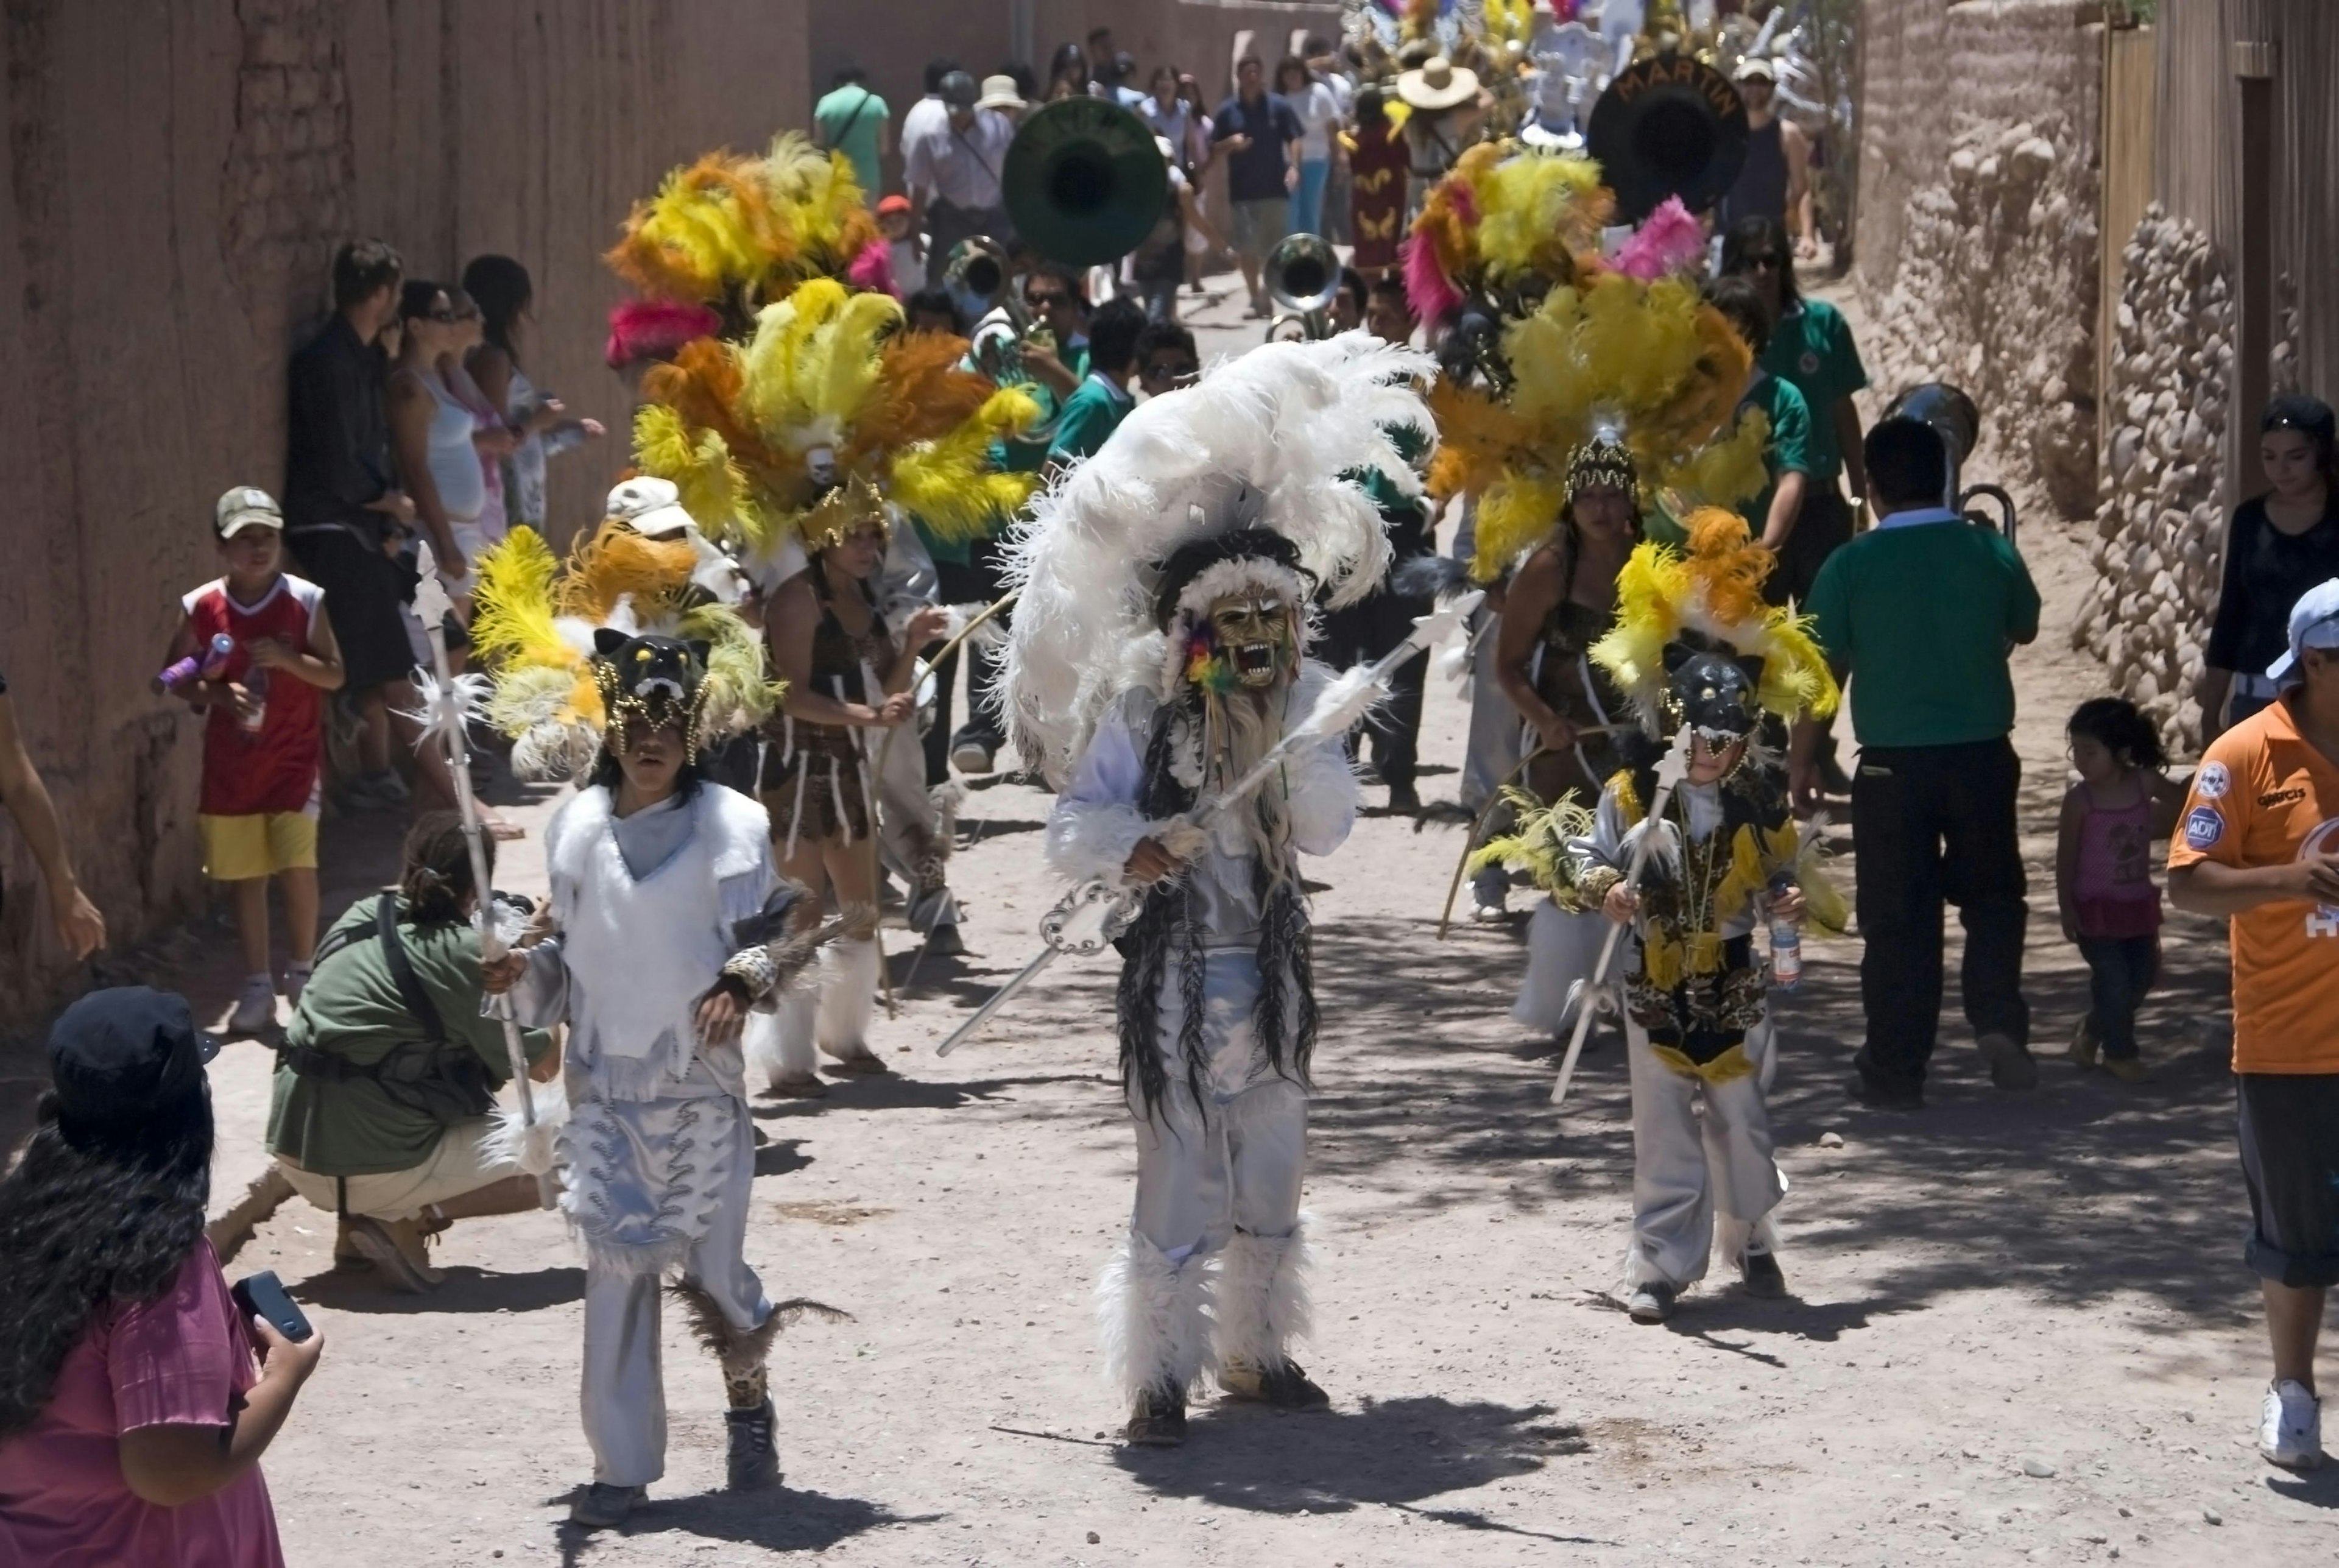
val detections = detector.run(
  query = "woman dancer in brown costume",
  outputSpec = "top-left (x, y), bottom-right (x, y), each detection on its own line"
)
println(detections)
top-left (750, 486), bottom-right (947, 1095)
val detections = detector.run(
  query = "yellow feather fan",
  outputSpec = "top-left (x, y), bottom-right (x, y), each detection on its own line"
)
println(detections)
top-left (1472, 153), bottom-right (1610, 288)
top-left (1467, 785), bottom-right (1598, 908)
top-left (1589, 508), bottom-right (1840, 731)
top-left (606, 135), bottom-right (880, 313)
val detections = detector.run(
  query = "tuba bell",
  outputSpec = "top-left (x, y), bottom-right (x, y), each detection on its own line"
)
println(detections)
top-left (1000, 96), bottom-right (1168, 267)
top-left (1882, 383), bottom-right (2017, 548)
top-left (1263, 233), bottom-right (1341, 342)
top-left (1584, 52), bottom-right (1750, 223)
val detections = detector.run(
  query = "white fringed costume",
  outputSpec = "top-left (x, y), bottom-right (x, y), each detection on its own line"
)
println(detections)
top-left (998, 335), bottom-right (1436, 1428)
top-left (498, 778), bottom-right (796, 1487)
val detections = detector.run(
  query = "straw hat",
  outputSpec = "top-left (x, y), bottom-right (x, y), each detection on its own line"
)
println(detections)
top-left (1396, 55), bottom-right (1479, 113)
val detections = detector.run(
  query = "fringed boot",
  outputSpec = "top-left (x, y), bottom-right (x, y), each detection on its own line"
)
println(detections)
top-left (1213, 1222), bottom-right (1328, 1410)
top-left (1098, 1229), bottom-right (1213, 1446)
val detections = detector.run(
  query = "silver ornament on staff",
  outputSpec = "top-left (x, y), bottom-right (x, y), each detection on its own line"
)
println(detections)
top-left (1550, 727), bottom-right (1691, 1109)
top-left (409, 546), bottom-right (557, 1208)
top-left (937, 590), bottom-right (1483, 1057)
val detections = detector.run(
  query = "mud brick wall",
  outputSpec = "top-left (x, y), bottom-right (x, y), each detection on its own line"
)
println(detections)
top-left (0, 0), bottom-right (808, 1022)
top-left (1852, 0), bottom-right (2104, 520)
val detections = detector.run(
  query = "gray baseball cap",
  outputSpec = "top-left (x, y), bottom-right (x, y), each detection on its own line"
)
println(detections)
top-left (214, 486), bottom-right (284, 539)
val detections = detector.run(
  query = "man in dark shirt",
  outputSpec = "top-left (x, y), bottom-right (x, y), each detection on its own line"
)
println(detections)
top-left (283, 239), bottom-right (418, 807)
top-left (1212, 54), bottom-right (1302, 319)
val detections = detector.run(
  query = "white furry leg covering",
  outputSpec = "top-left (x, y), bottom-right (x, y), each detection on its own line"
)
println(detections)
top-left (1096, 1227), bottom-right (1215, 1402)
top-left (747, 992), bottom-right (819, 1086)
top-left (814, 938), bottom-right (880, 1061)
top-left (1212, 1218), bottom-right (1314, 1373)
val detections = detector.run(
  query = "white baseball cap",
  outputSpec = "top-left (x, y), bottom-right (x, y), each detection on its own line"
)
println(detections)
top-left (2268, 577), bottom-right (2339, 686)
top-left (605, 476), bottom-right (697, 539)
top-left (214, 486), bottom-right (283, 539)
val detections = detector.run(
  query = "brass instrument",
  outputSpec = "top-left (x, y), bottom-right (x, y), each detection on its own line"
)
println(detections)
top-left (1263, 233), bottom-right (1341, 342)
top-left (1583, 52), bottom-right (1749, 224)
top-left (1000, 96), bottom-right (1167, 267)
top-left (947, 236), bottom-right (1044, 389)
top-left (1882, 383), bottom-right (2018, 549)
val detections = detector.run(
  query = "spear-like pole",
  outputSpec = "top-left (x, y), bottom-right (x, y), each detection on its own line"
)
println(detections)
top-left (412, 549), bottom-right (556, 1208)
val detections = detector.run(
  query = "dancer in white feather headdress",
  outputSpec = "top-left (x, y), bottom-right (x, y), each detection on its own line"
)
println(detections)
top-left (1002, 334), bottom-right (1436, 1446)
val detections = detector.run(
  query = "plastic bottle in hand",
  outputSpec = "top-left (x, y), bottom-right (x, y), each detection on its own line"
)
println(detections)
top-left (155, 632), bottom-right (235, 694)
top-left (1768, 916), bottom-right (1802, 991)
top-left (237, 666), bottom-right (270, 736)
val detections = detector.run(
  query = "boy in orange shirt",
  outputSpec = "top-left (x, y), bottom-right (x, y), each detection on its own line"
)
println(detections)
top-left (2168, 577), bottom-right (2339, 1471)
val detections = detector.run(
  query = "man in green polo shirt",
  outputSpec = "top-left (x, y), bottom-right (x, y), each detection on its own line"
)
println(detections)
top-left (1706, 276), bottom-right (1811, 566)
top-left (1044, 296), bottom-right (1146, 476)
top-left (1792, 417), bottom-right (2041, 1111)
top-left (1721, 216), bottom-right (1869, 603)
top-left (813, 65), bottom-right (891, 200)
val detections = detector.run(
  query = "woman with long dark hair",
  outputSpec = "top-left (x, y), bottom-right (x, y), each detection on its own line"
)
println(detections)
top-left (2200, 394), bottom-right (2339, 736)
top-left (1494, 437), bottom-right (1643, 1040)
top-left (459, 255), bottom-right (606, 537)
top-left (0, 989), bottom-right (322, 1563)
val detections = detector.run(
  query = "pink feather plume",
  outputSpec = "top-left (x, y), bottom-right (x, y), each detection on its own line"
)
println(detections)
top-left (1613, 196), bottom-right (1707, 281)
top-left (604, 300), bottom-right (721, 368)
top-left (846, 239), bottom-right (897, 298)
top-left (1402, 235), bottom-right (1464, 328)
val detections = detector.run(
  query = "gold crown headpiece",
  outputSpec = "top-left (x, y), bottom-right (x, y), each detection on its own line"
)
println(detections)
top-left (801, 472), bottom-right (891, 555)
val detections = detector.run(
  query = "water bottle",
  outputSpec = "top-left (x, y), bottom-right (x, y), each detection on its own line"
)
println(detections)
top-left (237, 666), bottom-right (270, 736)
top-left (1769, 917), bottom-right (1802, 991)
top-left (155, 632), bottom-right (235, 693)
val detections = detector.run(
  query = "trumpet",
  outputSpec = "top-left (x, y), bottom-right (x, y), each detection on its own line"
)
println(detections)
top-left (1263, 233), bottom-right (1341, 342)
top-left (948, 237), bottom-right (1043, 386)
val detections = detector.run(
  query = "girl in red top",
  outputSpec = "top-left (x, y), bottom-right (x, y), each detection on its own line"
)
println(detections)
top-left (2055, 697), bottom-right (2185, 1082)
top-left (160, 488), bottom-right (345, 1034)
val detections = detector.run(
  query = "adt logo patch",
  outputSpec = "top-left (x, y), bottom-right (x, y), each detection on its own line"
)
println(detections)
top-left (2184, 805), bottom-right (2224, 850)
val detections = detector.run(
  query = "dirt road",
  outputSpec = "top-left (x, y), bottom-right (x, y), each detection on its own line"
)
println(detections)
top-left (80, 285), bottom-right (2339, 1565)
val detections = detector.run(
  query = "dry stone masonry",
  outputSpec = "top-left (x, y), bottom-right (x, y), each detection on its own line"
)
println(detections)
top-left (2072, 205), bottom-right (2232, 751)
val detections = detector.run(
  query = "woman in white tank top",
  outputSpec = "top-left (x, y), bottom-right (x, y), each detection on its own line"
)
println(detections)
top-left (387, 281), bottom-right (486, 601)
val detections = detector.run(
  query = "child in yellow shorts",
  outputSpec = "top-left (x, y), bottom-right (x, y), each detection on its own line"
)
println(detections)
top-left (163, 489), bottom-right (345, 1031)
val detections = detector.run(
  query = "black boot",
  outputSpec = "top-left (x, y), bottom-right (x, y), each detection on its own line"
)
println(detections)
top-left (724, 1397), bottom-right (782, 1490)
top-left (1124, 1383), bottom-right (1188, 1446)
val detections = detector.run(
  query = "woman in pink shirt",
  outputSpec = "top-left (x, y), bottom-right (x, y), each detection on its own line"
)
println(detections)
top-left (0, 987), bottom-right (325, 1566)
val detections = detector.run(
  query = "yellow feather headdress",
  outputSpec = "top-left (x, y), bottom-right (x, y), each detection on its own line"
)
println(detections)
top-left (628, 277), bottom-right (1039, 566)
top-left (470, 524), bottom-right (778, 780)
top-left (1590, 509), bottom-right (1840, 733)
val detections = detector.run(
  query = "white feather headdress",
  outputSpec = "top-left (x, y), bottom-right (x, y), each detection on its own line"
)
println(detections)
top-left (997, 334), bottom-right (1437, 787)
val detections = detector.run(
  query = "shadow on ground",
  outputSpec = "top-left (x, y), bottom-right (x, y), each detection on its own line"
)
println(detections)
top-left (552, 1486), bottom-right (919, 1564)
top-left (1113, 1394), bottom-right (1605, 1541)
top-left (1300, 897), bottom-right (2251, 1337)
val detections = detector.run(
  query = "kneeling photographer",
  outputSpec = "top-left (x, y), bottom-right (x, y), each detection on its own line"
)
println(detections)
top-left (266, 813), bottom-right (556, 1292)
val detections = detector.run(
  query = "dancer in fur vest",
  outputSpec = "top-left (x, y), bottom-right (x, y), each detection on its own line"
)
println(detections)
top-left (481, 631), bottom-right (844, 1530)
top-left (1000, 334), bottom-right (1436, 1446)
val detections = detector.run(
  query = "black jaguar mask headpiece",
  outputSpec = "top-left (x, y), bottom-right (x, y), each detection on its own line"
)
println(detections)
top-left (591, 630), bottom-right (712, 761)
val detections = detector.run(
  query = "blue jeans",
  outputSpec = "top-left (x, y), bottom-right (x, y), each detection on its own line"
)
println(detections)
top-left (2076, 933), bottom-right (2155, 1060)
top-left (1289, 158), bottom-right (1330, 236)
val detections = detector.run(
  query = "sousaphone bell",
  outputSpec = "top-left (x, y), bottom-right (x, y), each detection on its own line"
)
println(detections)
top-left (1001, 96), bottom-right (1168, 267)
top-left (1882, 383), bottom-right (2017, 548)
top-left (1585, 53), bottom-right (1749, 223)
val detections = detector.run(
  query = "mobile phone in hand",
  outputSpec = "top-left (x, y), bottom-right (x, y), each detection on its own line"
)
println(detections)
top-left (231, 1270), bottom-right (314, 1343)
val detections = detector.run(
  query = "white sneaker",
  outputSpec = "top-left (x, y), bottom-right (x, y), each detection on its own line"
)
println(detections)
top-left (950, 740), bottom-right (995, 775)
top-left (1469, 895), bottom-right (1508, 923)
top-left (2260, 1379), bottom-right (2324, 1470)
top-left (228, 975), bottom-right (278, 1034)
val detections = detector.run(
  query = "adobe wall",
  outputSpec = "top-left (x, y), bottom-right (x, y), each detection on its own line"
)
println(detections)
top-left (0, 0), bottom-right (808, 1022)
top-left (1852, 0), bottom-right (2104, 520)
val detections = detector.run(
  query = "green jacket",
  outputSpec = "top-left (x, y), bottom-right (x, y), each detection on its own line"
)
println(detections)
top-left (266, 893), bottom-right (552, 1178)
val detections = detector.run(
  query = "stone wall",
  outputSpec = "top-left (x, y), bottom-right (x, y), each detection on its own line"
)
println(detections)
top-left (0, 0), bottom-right (809, 1022)
top-left (1852, 0), bottom-right (2104, 520)
top-left (2070, 207), bottom-right (2232, 751)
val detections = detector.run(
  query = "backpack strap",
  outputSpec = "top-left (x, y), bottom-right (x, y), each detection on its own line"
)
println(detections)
top-left (374, 894), bottom-right (448, 1047)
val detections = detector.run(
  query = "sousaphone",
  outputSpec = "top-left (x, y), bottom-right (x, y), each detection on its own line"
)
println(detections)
top-left (1584, 53), bottom-right (1749, 223)
top-left (1001, 96), bottom-right (1168, 267)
